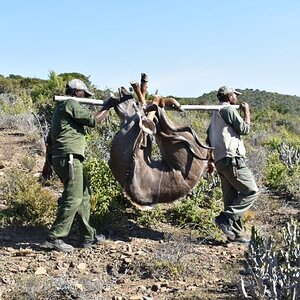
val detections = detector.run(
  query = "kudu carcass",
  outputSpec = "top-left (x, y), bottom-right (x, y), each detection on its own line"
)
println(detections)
top-left (109, 75), bottom-right (211, 207)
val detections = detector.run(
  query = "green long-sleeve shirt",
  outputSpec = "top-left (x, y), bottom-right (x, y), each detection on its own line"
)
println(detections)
top-left (219, 105), bottom-right (250, 136)
top-left (49, 99), bottom-right (96, 158)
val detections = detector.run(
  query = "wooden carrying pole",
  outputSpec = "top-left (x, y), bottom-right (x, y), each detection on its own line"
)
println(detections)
top-left (179, 104), bottom-right (240, 110)
top-left (54, 96), bottom-right (240, 111)
top-left (54, 95), bottom-right (104, 105)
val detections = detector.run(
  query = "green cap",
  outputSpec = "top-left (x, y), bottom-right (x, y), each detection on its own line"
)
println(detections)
top-left (217, 86), bottom-right (242, 99)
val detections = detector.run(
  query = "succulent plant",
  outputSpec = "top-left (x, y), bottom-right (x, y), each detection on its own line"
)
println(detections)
top-left (239, 219), bottom-right (299, 299)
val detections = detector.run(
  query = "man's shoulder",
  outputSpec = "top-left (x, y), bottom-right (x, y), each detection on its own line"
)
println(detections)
top-left (64, 98), bottom-right (84, 111)
top-left (220, 105), bottom-right (236, 112)
top-left (65, 98), bottom-right (78, 106)
top-left (218, 105), bottom-right (241, 126)
top-left (220, 105), bottom-right (239, 117)
top-left (219, 105), bottom-right (231, 117)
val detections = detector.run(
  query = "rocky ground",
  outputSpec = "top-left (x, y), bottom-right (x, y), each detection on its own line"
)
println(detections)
top-left (0, 128), bottom-right (299, 300)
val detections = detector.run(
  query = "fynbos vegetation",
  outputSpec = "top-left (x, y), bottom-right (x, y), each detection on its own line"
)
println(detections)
top-left (240, 220), bottom-right (299, 299)
top-left (0, 72), bottom-right (299, 299)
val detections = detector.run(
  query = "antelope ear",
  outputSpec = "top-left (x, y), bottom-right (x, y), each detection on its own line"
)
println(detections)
top-left (140, 116), bottom-right (156, 135)
top-left (163, 97), bottom-right (183, 111)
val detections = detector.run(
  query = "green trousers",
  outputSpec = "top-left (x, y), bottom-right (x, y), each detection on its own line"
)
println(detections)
top-left (216, 157), bottom-right (259, 235)
top-left (49, 156), bottom-right (96, 242)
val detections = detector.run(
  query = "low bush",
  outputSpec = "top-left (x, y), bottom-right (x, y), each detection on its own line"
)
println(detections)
top-left (168, 176), bottom-right (223, 235)
top-left (84, 157), bottom-right (129, 234)
top-left (137, 175), bottom-right (224, 237)
top-left (0, 169), bottom-right (57, 226)
top-left (264, 152), bottom-right (287, 190)
top-left (264, 143), bottom-right (300, 199)
top-left (136, 204), bottom-right (167, 227)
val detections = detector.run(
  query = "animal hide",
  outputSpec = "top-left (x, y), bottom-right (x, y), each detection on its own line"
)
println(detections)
top-left (109, 96), bottom-right (209, 206)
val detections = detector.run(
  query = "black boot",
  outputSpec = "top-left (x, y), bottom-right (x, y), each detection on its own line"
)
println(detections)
top-left (42, 238), bottom-right (74, 252)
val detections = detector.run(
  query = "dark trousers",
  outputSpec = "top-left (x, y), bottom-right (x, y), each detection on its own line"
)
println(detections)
top-left (49, 156), bottom-right (96, 242)
top-left (216, 157), bottom-right (259, 235)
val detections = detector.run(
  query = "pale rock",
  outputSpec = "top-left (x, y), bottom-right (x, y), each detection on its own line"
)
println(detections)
top-left (123, 257), bottom-right (133, 264)
top-left (77, 262), bottom-right (87, 271)
top-left (74, 283), bottom-right (83, 291)
top-left (129, 295), bottom-right (144, 300)
top-left (143, 297), bottom-right (153, 300)
top-left (34, 266), bottom-right (47, 275)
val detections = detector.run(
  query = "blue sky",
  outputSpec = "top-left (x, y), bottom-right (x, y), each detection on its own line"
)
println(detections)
top-left (1, 0), bottom-right (300, 97)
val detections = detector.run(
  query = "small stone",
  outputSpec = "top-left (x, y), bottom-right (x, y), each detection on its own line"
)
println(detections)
top-left (91, 267), bottom-right (102, 274)
top-left (123, 257), bottom-right (133, 264)
top-left (74, 283), bottom-right (83, 291)
top-left (18, 265), bottom-right (28, 272)
top-left (151, 283), bottom-right (161, 292)
top-left (116, 278), bottom-right (125, 284)
top-left (129, 295), bottom-right (143, 300)
top-left (77, 263), bottom-right (87, 272)
top-left (35, 267), bottom-right (47, 275)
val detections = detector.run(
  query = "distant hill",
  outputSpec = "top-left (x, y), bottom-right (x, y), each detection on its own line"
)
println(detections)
top-left (177, 89), bottom-right (300, 115)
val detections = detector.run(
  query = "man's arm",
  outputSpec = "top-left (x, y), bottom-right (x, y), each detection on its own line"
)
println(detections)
top-left (94, 96), bottom-right (120, 124)
top-left (220, 106), bottom-right (250, 135)
top-left (95, 109), bottom-right (109, 124)
top-left (241, 102), bottom-right (250, 125)
top-left (95, 94), bottom-right (133, 124)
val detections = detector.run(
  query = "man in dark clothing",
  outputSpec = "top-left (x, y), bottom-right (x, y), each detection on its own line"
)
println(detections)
top-left (42, 79), bottom-right (123, 252)
top-left (207, 86), bottom-right (259, 243)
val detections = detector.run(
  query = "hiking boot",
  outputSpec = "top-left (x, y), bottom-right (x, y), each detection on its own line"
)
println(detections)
top-left (81, 234), bottom-right (106, 249)
top-left (215, 215), bottom-right (236, 241)
top-left (42, 239), bottom-right (74, 252)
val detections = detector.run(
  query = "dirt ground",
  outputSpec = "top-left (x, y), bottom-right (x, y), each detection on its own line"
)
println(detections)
top-left (0, 128), bottom-right (298, 300)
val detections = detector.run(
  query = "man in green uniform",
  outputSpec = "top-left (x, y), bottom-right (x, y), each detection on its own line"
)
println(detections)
top-left (42, 79), bottom-right (125, 252)
top-left (207, 86), bottom-right (259, 243)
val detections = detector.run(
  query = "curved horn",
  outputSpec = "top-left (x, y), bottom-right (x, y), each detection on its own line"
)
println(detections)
top-left (130, 80), bottom-right (146, 104)
top-left (140, 73), bottom-right (148, 98)
top-left (154, 105), bottom-right (213, 150)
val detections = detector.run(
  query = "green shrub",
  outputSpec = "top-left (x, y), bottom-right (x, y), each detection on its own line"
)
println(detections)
top-left (137, 176), bottom-right (224, 236)
top-left (84, 158), bottom-right (123, 215)
top-left (168, 178), bottom-right (223, 235)
top-left (0, 169), bottom-right (57, 226)
top-left (137, 204), bottom-right (167, 226)
top-left (264, 152), bottom-right (287, 190)
top-left (264, 137), bottom-right (283, 150)
top-left (264, 148), bottom-right (300, 199)
top-left (0, 90), bottom-right (33, 114)
top-left (84, 157), bottom-right (129, 233)
top-left (283, 165), bottom-right (300, 199)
